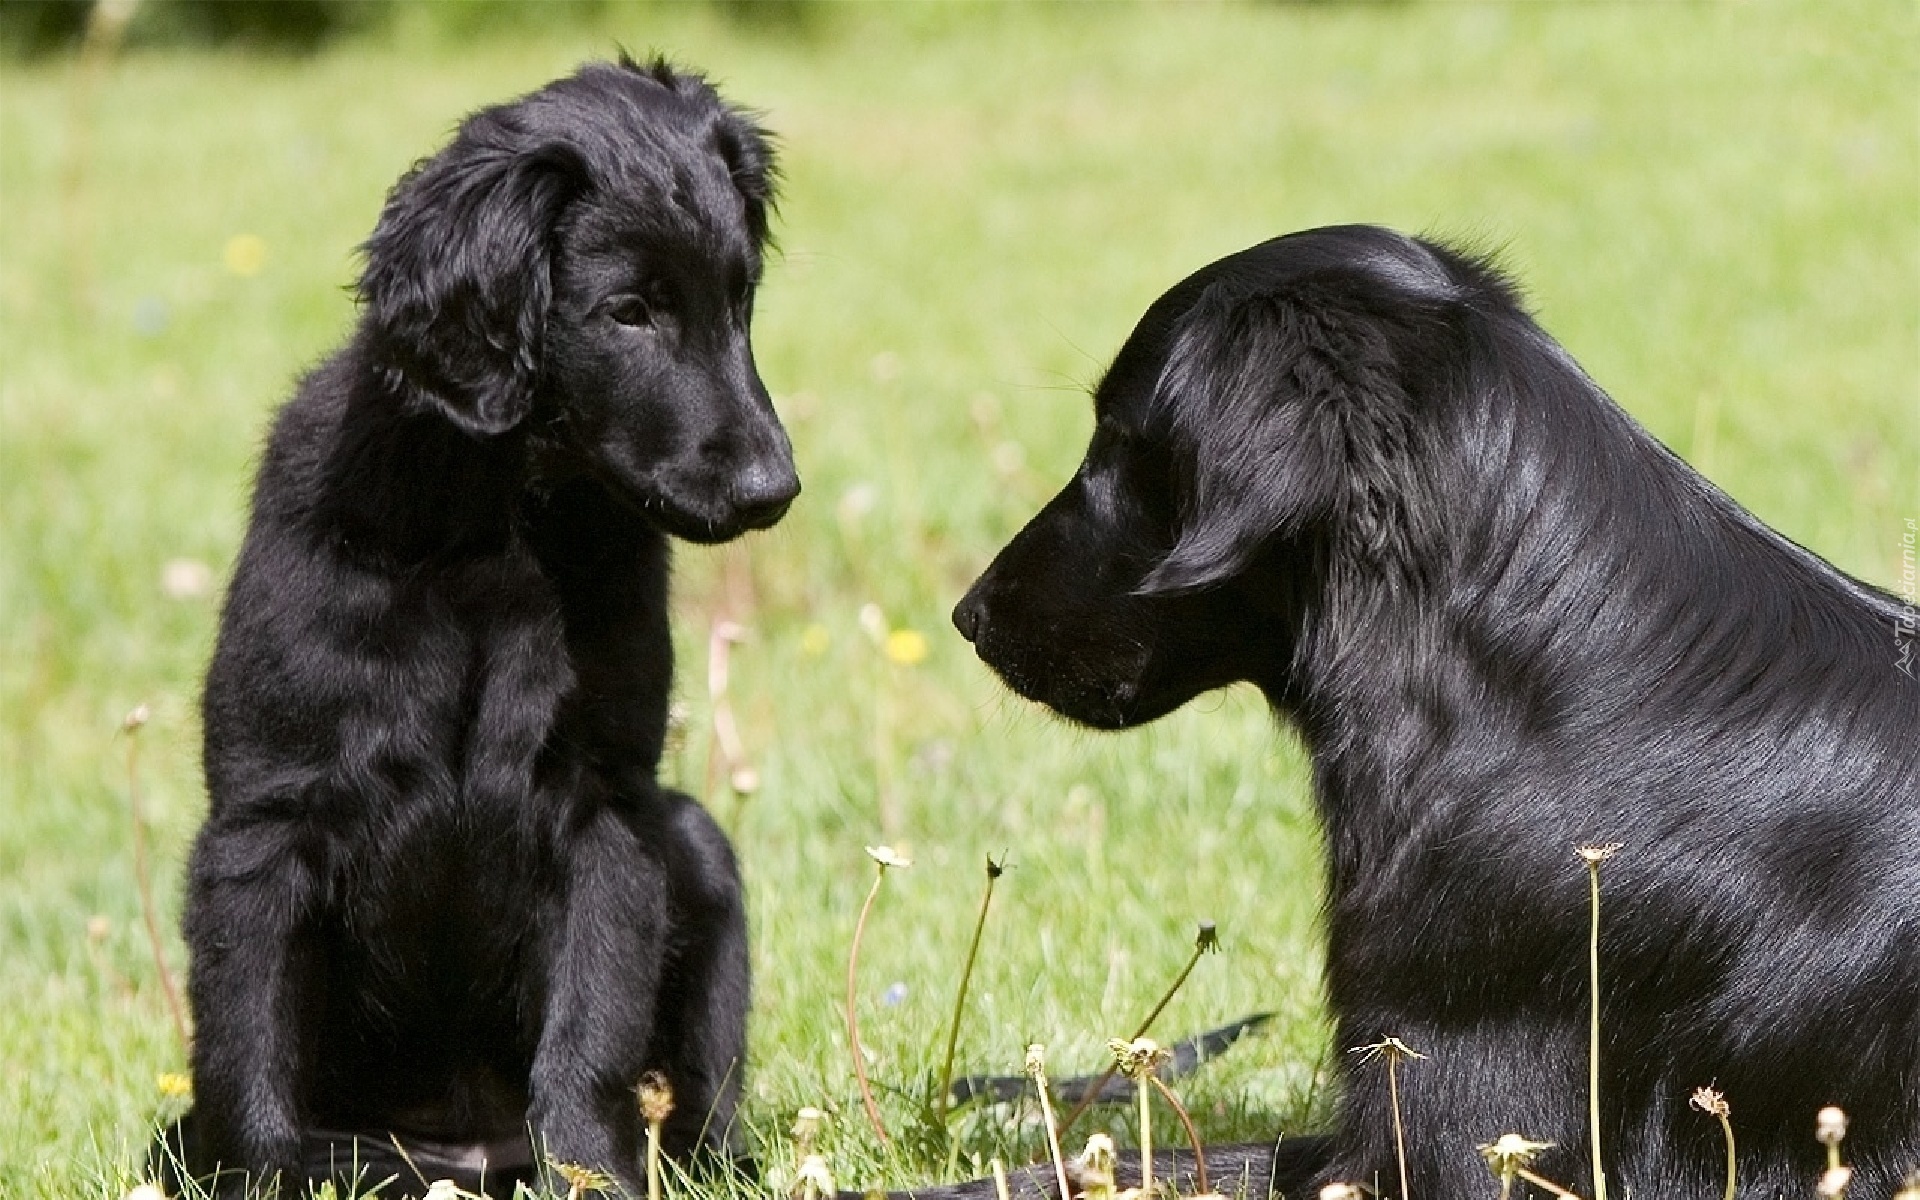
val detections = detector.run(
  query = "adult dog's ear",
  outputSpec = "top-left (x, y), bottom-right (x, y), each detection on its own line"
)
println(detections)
top-left (1138, 283), bottom-right (1421, 595)
top-left (358, 131), bottom-right (585, 436)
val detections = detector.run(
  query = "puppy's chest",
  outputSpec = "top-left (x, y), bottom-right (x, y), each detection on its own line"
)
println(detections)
top-left (365, 575), bottom-right (579, 816)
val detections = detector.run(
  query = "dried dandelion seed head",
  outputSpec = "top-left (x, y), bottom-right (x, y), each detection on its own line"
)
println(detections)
top-left (793, 1106), bottom-right (825, 1140)
top-left (794, 1154), bottom-right (837, 1197)
top-left (1817, 1166), bottom-right (1853, 1197)
top-left (123, 704), bottom-right (151, 732)
top-left (1107, 1036), bottom-right (1170, 1079)
top-left (865, 845), bottom-right (911, 870)
top-left (1477, 1133), bottom-right (1554, 1177)
top-left (1195, 920), bottom-right (1220, 952)
top-left (1816, 1106), bottom-right (1849, 1146)
top-left (985, 854), bottom-right (1006, 878)
top-left (1075, 1133), bottom-right (1118, 1179)
top-left (1318, 1185), bottom-right (1366, 1200)
top-left (637, 1071), bottom-right (674, 1125)
top-left (1074, 1134), bottom-right (1118, 1200)
top-left (551, 1161), bottom-right (614, 1195)
top-left (1024, 1043), bottom-right (1048, 1079)
top-left (1347, 1036), bottom-right (1427, 1065)
top-left (1576, 842), bottom-right (1625, 866)
top-left (1689, 1087), bottom-right (1730, 1118)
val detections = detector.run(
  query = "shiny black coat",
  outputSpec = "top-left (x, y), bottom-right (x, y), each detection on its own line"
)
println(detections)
top-left (955, 226), bottom-right (1919, 1198)
top-left (170, 58), bottom-right (793, 1198)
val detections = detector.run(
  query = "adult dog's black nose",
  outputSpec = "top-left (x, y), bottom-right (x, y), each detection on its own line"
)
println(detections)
top-left (732, 459), bottom-right (800, 529)
top-left (952, 592), bottom-right (985, 644)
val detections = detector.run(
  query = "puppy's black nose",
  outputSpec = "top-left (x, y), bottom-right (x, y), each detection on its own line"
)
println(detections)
top-left (732, 460), bottom-right (801, 529)
top-left (952, 594), bottom-right (984, 644)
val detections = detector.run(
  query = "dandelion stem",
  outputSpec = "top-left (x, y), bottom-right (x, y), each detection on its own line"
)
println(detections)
top-left (1388, 1055), bottom-right (1410, 1200)
top-left (1026, 1047), bottom-right (1072, 1200)
top-left (1516, 1168), bottom-right (1586, 1200)
top-left (1148, 1075), bottom-right (1208, 1195)
top-left (638, 1073), bottom-right (673, 1200)
top-left (1137, 1064), bottom-right (1153, 1198)
top-left (125, 708), bottom-right (190, 1052)
top-left (1060, 922), bottom-right (1217, 1139)
top-left (1577, 845), bottom-right (1621, 1200)
top-left (848, 866), bottom-right (892, 1147)
top-left (1588, 862), bottom-right (1604, 1200)
top-left (1714, 1111), bottom-right (1735, 1200)
top-left (646, 1119), bottom-right (662, 1200)
top-left (936, 855), bottom-right (1004, 1123)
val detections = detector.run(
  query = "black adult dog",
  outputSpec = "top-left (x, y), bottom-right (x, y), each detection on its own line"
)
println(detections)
top-left (953, 226), bottom-right (1918, 1197)
top-left (163, 59), bottom-right (794, 1198)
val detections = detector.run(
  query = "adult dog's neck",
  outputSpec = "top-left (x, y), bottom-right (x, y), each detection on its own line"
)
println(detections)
top-left (1270, 311), bottom-right (1907, 881)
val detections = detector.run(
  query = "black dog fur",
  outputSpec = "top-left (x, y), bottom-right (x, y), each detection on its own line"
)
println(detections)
top-left (165, 58), bottom-right (793, 1198)
top-left (953, 226), bottom-right (1919, 1197)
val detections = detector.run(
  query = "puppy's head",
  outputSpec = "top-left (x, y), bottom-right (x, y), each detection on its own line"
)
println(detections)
top-left (358, 56), bottom-right (797, 543)
top-left (954, 226), bottom-right (1459, 728)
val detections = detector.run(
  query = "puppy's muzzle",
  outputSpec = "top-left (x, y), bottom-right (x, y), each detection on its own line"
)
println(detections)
top-left (730, 456), bottom-right (800, 530)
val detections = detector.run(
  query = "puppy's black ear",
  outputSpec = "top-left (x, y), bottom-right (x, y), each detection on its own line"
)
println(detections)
top-left (358, 129), bottom-right (585, 436)
top-left (1138, 283), bottom-right (1418, 595)
top-left (713, 106), bottom-right (777, 251)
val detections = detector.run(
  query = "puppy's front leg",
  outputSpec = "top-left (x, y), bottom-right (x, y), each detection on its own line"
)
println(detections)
top-left (529, 803), bottom-right (669, 1191)
top-left (643, 790), bottom-right (750, 1164)
top-left (182, 816), bottom-right (327, 1197)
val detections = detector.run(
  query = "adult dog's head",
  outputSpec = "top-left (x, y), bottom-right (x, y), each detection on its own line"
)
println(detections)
top-left (358, 56), bottom-right (797, 543)
top-left (953, 226), bottom-right (1487, 727)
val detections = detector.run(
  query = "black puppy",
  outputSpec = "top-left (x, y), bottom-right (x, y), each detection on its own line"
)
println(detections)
top-left (955, 227), bottom-right (1918, 1197)
top-left (164, 58), bottom-right (793, 1198)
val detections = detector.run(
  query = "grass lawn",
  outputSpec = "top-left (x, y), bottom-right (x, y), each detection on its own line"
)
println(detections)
top-left (1, 2), bottom-right (1913, 1196)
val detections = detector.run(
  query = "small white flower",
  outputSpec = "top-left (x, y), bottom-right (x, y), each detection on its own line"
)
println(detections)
top-left (865, 844), bottom-right (911, 869)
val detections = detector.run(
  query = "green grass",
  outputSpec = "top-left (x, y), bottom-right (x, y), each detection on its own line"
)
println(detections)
top-left (1, 3), bottom-right (1914, 1196)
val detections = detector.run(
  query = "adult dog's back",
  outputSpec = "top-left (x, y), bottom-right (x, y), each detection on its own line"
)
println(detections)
top-left (955, 226), bottom-right (1919, 1196)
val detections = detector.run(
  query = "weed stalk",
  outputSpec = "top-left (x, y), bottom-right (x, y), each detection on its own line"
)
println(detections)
top-left (1147, 1074), bottom-right (1208, 1195)
top-left (1815, 1107), bottom-right (1850, 1198)
top-left (639, 1072), bottom-right (673, 1200)
top-left (1110, 1038), bottom-right (1173, 1196)
top-left (125, 705), bottom-right (190, 1052)
top-left (1688, 1088), bottom-right (1735, 1200)
top-left (1577, 843), bottom-right (1622, 1200)
top-left (1059, 921), bottom-right (1218, 1140)
top-left (848, 846), bottom-right (909, 1147)
top-left (936, 853), bottom-right (1006, 1123)
top-left (1350, 1037), bottom-right (1424, 1200)
top-left (1025, 1045), bottom-right (1073, 1200)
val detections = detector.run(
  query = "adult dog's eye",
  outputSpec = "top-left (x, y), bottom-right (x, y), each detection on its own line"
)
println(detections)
top-left (604, 295), bottom-right (654, 328)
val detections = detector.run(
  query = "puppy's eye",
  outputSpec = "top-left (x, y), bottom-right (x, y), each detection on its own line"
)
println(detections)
top-left (604, 295), bottom-right (653, 328)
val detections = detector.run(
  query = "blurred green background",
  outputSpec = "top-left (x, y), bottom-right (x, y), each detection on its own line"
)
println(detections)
top-left (1, 2), bottom-right (1914, 1196)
